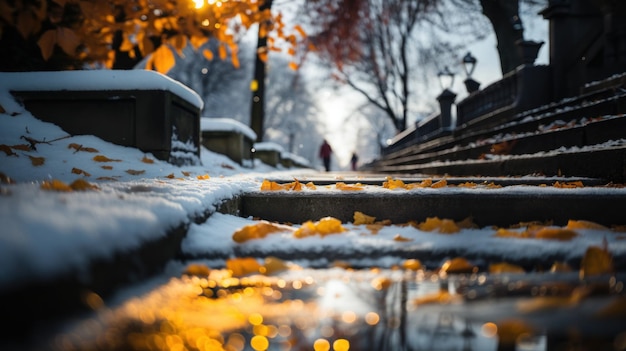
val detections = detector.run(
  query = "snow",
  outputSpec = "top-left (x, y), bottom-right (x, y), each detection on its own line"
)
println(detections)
top-left (1, 70), bottom-right (626, 296)
top-left (253, 141), bottom-right (284, 152)
top-left (200, 117), bottom-right (257, 141)
top-left (0, 70), bottom-right (204, 109)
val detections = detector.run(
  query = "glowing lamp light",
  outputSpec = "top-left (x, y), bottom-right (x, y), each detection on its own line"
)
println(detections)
top-left (437, 66), bottom-right (455, 90)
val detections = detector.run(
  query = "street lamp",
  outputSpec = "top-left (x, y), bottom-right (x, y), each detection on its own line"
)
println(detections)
top-left (461, 51), bottom-right (480, 94)
top-left (462, 52), bottom-right (477, 78)
top-left (437, 66), bottom-right (455, 91)
top-left (436, 66), bottom-right (456, 131)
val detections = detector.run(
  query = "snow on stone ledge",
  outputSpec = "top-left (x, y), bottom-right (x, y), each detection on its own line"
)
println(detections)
top-left (282, 151), bottom-right (311, 166)
top-left (200, 117), bottom-right (257, 141)
top-left (253, 141), bottom-right (284, 152)
top-left (0, 70), bottom-right (203, 109)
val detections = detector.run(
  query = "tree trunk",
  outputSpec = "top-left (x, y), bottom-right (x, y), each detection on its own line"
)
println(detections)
top-left (479, 0), bottom-right (524, 74)
top-left (250, 0), bottom-right (273, 142)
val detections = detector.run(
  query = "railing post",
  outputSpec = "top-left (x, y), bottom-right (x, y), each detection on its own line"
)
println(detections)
top-left (437, 88), bottom-right (457, 130)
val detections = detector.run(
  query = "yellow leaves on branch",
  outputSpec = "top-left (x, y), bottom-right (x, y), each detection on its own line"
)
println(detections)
top-left (5, 0), bottom-right (306, 72)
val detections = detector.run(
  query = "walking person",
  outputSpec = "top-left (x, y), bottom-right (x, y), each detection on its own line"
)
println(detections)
top-left (350, 152), bottom-right (359, 171)
top-left (319, 139), bottom-right (333, 172)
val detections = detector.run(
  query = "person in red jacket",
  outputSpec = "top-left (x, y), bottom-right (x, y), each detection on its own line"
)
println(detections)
top-left (319, 139), bottom-right (333, 172)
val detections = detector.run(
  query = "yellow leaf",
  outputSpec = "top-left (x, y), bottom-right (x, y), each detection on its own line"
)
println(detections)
top-left (149, 45), bottom-right (176, 74)
top-left (231, 54), bottom-right (240, 69)
top-left (218, 44), bottom-right (227, 60)
top-left (566, 219), bottom-right (608, 230)
top-left (29, 155), bottom-right (45, 166)
top-left (197, 174), bottom-right (210, 180)
top-left (226, 257), bottom-right (261, 277)
top-left (494, 228), bottom-right (530, 238)
top-left (383, 177), bottom-right (405, 189)
top-left (440, 257), bottom-right (475, 274)
top-left (366, 223), bottom-right (384, 234)
top-left (489, 262), bottom-right (525, 274)
top-left (202, 48), bottom-right (214, 61)
top-left (393, 234), bottom-right (412, 242)
top-left (250, 79), bottom-right (258, 91)
top-left (305, 182), bottom-right (317, 190)
top-left (71, 167), bottom-right (91, 177)
top-left (316, 217), bottom-right (346, 236)
top-left (70, 179), bottom-right (98, 191)
top-left (0, 144), bottom-right (18, 156)
top-left (125, 169), bottom-right (145, 175)
top-left (353, 211), bottom-right (376, 225)
top-left (68, 143), bottom-right (98, 153)
top-left (579, 245), bottom-right (613, 278)
top-left (232, 221), bottom-right (288, 243)
top-left (96, 176), bottom-right (118, 181)
top-left (37, 29), bottom-right (57, 60)
top-left (294, 217), bottom-right (345, 238)
top-left (169, 34), bottom-right (187, 56)
top-left (335, 182), bottom-right (363, 191)
top-left (41, 179), bottom-right (72, 192)
top-left (294, 24), bottom-right (307, 37)
top-left (288, 61), bottom-right (298, 70)
top-left (56, 27), bottom-right (80, 56)
top-left (260, 256), bottom-right (290, 275)
top-left (190, 36), bottom-right (208, 50)
top-left (93, 155), bottom-right (121, 162)
top-left (431, 179), bottom-right (447, 188)
top-left (553, 181), bottom-right (584, 188)
top-left (533, 227), bottom-right (578, 241)
top-left (16, 10), bottom-right (41, 38)
top-left (418, 217), bottom-right (460, 234)
top-left (141, 156), bottom-right (154, 164)
top-left (10, 144), bottom-right (30, 151)
top-left (183, 263), bottom-right (210, 277)
top-left (402, 259), bottom-right (422, 271)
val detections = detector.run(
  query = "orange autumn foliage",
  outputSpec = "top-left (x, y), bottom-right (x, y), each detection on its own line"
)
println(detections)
top-left (232, 221), bottom-right (291, 243)
top-left (226, 257), bottom-right (262, 277)
top-left (294, 217), bottom-right (346, 238)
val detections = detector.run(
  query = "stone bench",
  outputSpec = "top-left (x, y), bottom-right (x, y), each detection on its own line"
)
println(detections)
top-left (252, 141), bottom-right (284, 167)
top-left (200, 117), bottom-right (256, 167)
top-left (2, 70), bottom-right (203, 165)
top-left (280, 151), bottom-right (311, 169)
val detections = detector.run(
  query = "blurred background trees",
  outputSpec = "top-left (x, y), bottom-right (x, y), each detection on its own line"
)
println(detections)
top-left (0, 0), bottom-right (548, 168)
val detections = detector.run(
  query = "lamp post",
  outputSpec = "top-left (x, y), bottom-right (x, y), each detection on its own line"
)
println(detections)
top-left (462, 52), bottom-right (480, 94)
top-left (437, 66), bottom-right (457, 131)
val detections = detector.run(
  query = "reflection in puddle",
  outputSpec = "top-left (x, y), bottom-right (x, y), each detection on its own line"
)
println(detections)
top-left (50, 267), bottom-right (625, 351)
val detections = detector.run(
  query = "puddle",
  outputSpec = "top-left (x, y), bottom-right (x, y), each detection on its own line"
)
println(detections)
top-left (46, 266), bottom-right (626, 351)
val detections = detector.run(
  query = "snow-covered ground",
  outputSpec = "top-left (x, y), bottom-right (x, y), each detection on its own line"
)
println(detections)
top-left (2, 70), bottom-right (626, 295)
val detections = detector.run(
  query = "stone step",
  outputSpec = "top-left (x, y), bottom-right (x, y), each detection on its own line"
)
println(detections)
top-left (364, 144), bottom-right (626, 182)
top-left (241, 185), bottom-right (626, 227)
top-left (375, 115), bottom-right (626, 168)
